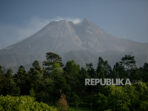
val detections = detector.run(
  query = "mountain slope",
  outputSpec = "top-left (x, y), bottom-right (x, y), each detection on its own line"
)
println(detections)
top-left (0, 19), bottom-right (148, 69)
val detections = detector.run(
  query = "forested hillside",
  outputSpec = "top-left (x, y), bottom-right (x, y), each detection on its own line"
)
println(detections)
top-left (0, 52), bottom-right (148, 111)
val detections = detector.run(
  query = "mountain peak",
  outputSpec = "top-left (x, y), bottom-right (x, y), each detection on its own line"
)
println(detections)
top-left (81, 18), bottom-right (91, 24)
top-left (82, 18), bottom-right (89, 22)
top-left (49, 19), bottom-right (68, 25)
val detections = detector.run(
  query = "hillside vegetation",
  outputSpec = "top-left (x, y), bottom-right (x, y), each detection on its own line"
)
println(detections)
top-left (0, 52), bottom-right (148, 111)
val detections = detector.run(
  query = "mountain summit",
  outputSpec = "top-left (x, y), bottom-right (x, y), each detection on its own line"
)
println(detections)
top-left (0, 19), bottom-right (148, 69)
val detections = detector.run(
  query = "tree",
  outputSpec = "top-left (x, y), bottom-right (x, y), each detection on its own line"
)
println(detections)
top-left (63, 60), bottom-right (80, 106)
top-left (119, 55), bottom-right (138, 81)
top-left (96, 57), bottom-right (112, 78)
top-left (142, 63), bottom-right (148, 82)
top-left (94, 93), bottom-right (108, 111)
top-left (28, 60), bottom-right (50, 103)
top-left (0, 65), bottom-right (4, 75)
top-left (108, 86), bottom-right (130, 111)
top-left (113, 62), bottom-right (126, 78)
top-left (14, 66), bottom-right (28, 95)
top-left (0, 65), bottom-right (5, 94)
top-left (3, 69), bottom-right (20, 96)
top-left (28, 60), bottom-right (43, 87)
top-left (43, 52), bottom-right (67, 104)
top-left (120, 55), bottom-right (136, 70)
top-left (50, 62), bottom-right (68, 102)
top-left (134, 82), bottom-right (148, 111)
top-left (86, 63), bottom-right (96, 78)
top-left (43, 52), bottom-right (63, 72)
top-left (28, 60), bottom-right (43, 96)
top-left (32, 60), bottom-right (42, 72)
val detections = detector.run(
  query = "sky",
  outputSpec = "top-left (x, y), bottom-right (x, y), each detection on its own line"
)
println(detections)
top-left (0, 0), bottom-right (148, 48)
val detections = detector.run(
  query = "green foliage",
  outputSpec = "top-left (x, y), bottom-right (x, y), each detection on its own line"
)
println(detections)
top-left (1, 69), bottom-right (20, 96)
top-left (0, 52), bottom-right (148, 111)
top-left (96, 57), bottom-right (112, 78)
top-left (94, 93), bottom-right (108, 110)
top-left (120, 55), bottom-right (136, 70)
top-left (29, 88), bottom-right (35, 97)
top-left (142, 63), bottom-right (148, 82)
top-left (14, 66), bottom-right (28, 95)
top-left (0, 95), bottom-right (57, 111)
top-left (43, 52), bottom-right (63, 71)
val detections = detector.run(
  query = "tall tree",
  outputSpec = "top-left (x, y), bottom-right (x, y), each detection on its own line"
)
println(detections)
top-left (113, 62), bottom-right (126, 78)
top-left (14, 66), bottom-right (28, 95)
top-left (119, 55), bottom-right (137, 80)
top-left (120, 55), bottom-right (136, 70)
top-left (43, 52), bottom-right (67, 104)
top-left (3, 69), bottom-right (20, 96)
top-left (0, 65), bottom-right (5, 92)
top-left (50, 62), bottom-right (67, 100)
top-left (28, 60), bottom-right (43, 92)
top-left (63, 60), bottom-right (80, 106)
top-left (86, 63), bottom-right (96, 78)
top-left (96, 57), bottom-right (112, 78)
top-left (43, 52), bottom-right (63, 72)
top-left (142, 63), bottom-right (148, 82)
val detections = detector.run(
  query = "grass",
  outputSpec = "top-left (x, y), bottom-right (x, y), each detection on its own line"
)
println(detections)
top-left (69, 107), bottom-right (91, 111)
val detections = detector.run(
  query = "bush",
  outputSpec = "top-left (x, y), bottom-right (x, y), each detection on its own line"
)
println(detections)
top-left (0, 95), bottom-right (57, 111)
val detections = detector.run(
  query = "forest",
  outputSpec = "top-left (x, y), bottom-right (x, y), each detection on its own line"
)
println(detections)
top-left (0, 52), bottom-right (148, 111)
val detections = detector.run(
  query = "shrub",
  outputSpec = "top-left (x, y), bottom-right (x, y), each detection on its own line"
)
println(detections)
top-left (0, 95), bottom-right (57, 111)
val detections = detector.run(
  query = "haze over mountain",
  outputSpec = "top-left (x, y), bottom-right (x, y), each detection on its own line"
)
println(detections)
top-left (0, 19), bottom-right (148, 70)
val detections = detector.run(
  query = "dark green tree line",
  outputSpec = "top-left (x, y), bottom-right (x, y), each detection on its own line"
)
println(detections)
top-left (0, 53), bottom-right (148, 111)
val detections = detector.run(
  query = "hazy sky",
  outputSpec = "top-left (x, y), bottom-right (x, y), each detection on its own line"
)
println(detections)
top-left (0, 0), bottom-right (148, 47)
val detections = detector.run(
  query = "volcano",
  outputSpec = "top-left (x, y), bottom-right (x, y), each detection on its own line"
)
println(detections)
top-left (0, 19), bottom-right (148, 69)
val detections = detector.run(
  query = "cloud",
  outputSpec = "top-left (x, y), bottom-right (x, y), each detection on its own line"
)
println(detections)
top-left (51, 17), bottom-right (82, 24)
top-left (72, 18), bottom-right (81, 24)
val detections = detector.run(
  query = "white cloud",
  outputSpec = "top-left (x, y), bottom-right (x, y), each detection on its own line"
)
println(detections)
top-left (51, 17), bottom-right (82, 24)
top-left (72, 18), bottom-right (81, 24)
